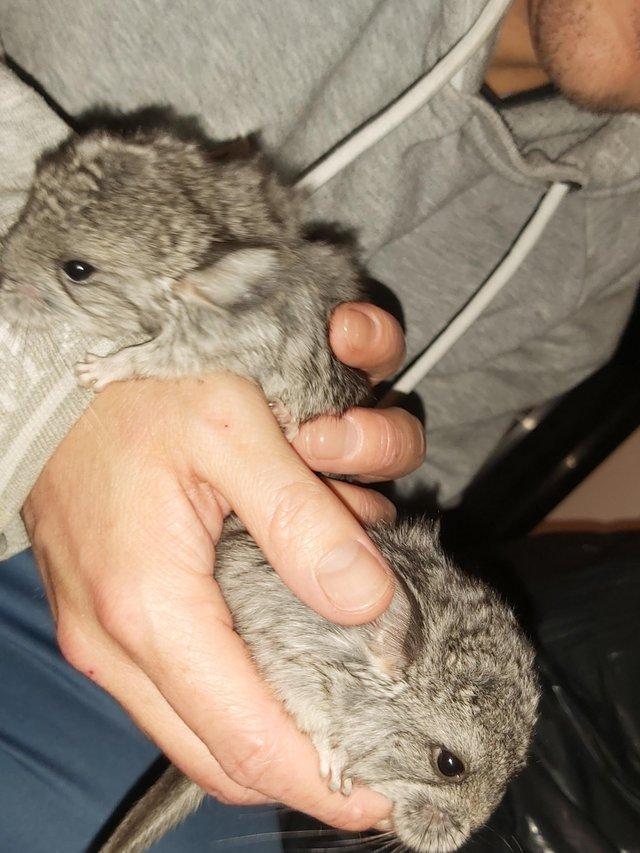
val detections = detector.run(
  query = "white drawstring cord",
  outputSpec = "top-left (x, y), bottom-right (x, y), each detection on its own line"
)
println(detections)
top-left (295, 0), bottom-right (513, 194)
top-left (291, 0), bottom-right (570, 393)
top-left (390, 181), bottom-right (571, 394)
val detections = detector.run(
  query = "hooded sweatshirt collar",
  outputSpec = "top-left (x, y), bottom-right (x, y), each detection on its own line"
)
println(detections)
top-left (436, 0), bottom-right (640, 194)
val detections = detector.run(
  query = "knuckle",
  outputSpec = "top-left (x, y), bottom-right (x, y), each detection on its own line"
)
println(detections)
top-left (56, 617), bottom-right (93, 672)
top-left (384, 411), bottom-right (425, 470)
top-left (200, 780), bottom-right (251, 807)
top-left (222, 732), bottom-right (276, 791)
top-left (371, 416), bottom-right (406, 474)
top-left (93, 584), bottom-right (144, 650)
top-left (228, 789), bottom-right (265, 807)
top-left (306, 797), bottom-right (370, 833)
top-left (336, 804), bottom-right (376, 833)
top-left (358, 409), bottom-right (425, 480)
top-left (207, 789), bottom-right (236, 807)
top-left (268, 479), bottom-right (326, 550)
top-left (215, 787), bottom-right (264, 807)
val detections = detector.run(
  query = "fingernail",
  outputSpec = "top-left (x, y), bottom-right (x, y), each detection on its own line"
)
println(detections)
top-left (304, 415), bottom-right (360, 460)
top-left (343, 306), bottom-right (378, 352)
top-left (315, 541), bottom-right (393, 612)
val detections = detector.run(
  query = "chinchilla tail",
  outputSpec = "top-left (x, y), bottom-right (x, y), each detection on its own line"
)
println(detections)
top-left (99, 764), bottom-right (205, 853)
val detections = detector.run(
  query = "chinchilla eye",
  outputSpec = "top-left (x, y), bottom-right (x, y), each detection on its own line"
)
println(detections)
top-left (62, 260), bottom-right (96, 282)
top-left (435, 748), bottom-right (466, 780)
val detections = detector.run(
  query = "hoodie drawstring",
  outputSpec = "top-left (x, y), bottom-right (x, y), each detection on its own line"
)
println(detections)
top-left (294, 0), bottom-right (572, 393)
top-left (295, 0), bottom-right (513, 194)
top-left (391, 181), bottom-right (570, 393)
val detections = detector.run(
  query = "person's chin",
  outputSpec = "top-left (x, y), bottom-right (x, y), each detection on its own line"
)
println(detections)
top-left (533, 0), bottom-right (640, 113)
top-left (555, 73), bottom-right (640, 114)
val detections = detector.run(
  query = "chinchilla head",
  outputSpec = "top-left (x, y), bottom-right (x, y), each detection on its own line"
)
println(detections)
top-left (342, 521), bottom-right (540, 853)
top-left (0, 130), bottom-right (300, 335)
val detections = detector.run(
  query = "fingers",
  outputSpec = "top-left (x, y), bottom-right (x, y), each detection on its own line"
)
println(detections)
top-left (188, 376), bottom-right (395, 625)
top-left (324, 479), bottom-right (397, 525)
top-left (295, 407), bottom-right (425, 482)
top-left (26, 374), bottom-right (396, 833)
top-left (330, 303), bottom-right (406, 384)
top-left (97, 571), bottom-right (391, 830)
top-left (56, 617), bottom-right (272, 807)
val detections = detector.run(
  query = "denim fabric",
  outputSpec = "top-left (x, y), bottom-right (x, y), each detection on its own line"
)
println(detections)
top-left (0, 550), bottom-right (282, 853)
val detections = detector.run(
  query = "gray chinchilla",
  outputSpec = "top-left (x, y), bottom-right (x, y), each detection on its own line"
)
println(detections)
top-left (0, 128), bottom-right (539, 853)
top-left (0, 129), bottom-right (370, 431)
top-left (100, 518), bottom-right (538, 853)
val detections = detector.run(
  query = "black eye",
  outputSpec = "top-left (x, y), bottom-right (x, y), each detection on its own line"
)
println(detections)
top-left (436, 748), bottom-right (465, 779)
top-left (62, 260), bottom-right (95, 282)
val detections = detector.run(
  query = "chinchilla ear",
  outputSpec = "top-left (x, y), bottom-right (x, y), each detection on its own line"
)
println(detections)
top-left (366, 580), bottom-right (423, 680)
top-left (174, 247), bottom-right (277, 309)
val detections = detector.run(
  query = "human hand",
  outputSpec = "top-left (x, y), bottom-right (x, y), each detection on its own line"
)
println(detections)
top-left (297, 302), bottom-right (423, 485)
top-left (22, 303), bottom-right (424, 830)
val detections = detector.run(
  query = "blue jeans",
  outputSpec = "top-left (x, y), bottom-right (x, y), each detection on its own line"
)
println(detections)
top-left (0, 550), bottom-right (283, 853)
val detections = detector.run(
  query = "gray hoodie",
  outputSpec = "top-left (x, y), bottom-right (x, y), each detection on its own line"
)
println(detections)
top-left (1, 0), bottom-right (639, 557)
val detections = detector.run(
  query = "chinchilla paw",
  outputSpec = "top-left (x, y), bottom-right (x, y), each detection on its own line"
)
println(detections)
top-left (312, 734), bottom-right (352, 795)
top-left (269, 399), bottom-right (299, 442)
top-left (75, 352), bottom-right (130, 391)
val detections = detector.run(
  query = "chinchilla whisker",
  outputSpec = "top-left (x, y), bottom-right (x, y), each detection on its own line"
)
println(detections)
top-left (417, 812), bottom-right (440, 852)
top-left (501, 829), bottom-right (524, 853)
top-left (370, 838), bottom-right (400, 853)
top-left (311, 831), bottom-right (396, 850)
top-left (482, 823), bottom-right (522, 853)
top-left (372, 842), bottom-right (394, 853)
top-left (203, 827), bottom-right (356, 848)
top-left (309, 835), bottom-right (387, 852)
top-left (311, 843), bottom-right (382, 853)
top-left (311, 845), bottom-right (363, 852)
top-left (279, 829), bottom-right (366, 840)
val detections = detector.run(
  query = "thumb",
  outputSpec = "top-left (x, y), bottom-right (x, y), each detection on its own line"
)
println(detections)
top-left (191, 377), bottom-right (395, 625)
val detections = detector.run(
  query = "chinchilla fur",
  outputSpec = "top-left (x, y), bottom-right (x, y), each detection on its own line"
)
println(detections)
top-left (100, 519), bottom-right (538, 853)
top-left (0, 129), bottom-right (369, 426)
top-left (0, 127), bottom-right (540, 853)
